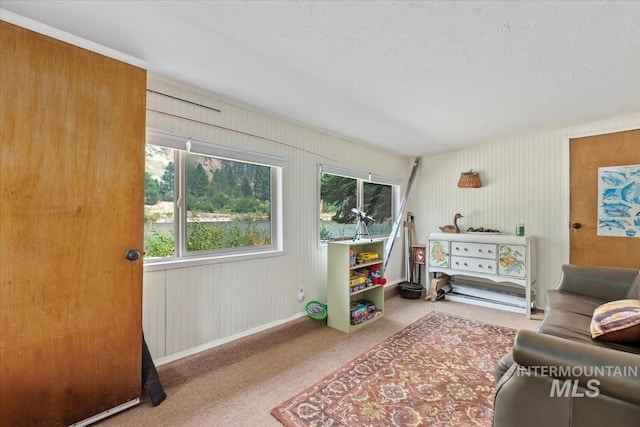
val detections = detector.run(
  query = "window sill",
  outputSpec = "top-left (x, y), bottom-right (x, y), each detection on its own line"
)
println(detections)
top-left (143, 248), bottom-right (285, 272)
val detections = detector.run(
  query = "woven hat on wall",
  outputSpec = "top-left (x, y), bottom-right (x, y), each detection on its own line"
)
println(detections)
top-left (457, 171), bottom-right (481, 188)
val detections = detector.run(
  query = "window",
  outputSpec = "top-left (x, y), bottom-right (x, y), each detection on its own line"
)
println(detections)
top-left (319, 165), bottom-right (400, 242)
top-left (144, 129), bottom-right (283, 262)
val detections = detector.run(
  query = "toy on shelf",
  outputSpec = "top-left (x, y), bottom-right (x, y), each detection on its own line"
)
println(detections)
top-left (369, 264), bottom-right (387, 285)
top-left (350, 300), bottom-right (380, 325)
top-left (357, 251), bottom-right (379, 264)
top-left (349, 248), bottom-right (356, 267)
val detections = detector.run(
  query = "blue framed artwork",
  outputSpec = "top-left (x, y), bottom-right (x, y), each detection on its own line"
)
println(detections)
top-left (597, 164), bottom-right (640, 238)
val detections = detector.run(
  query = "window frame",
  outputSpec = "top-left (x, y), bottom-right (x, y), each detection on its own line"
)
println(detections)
top-left (318, 164), bottom-right (401, 244)
top-left (144, 128), bottom-right (284, 269)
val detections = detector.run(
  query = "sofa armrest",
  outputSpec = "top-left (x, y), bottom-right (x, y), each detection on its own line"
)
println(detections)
top-left (556, 264), bottom-right (638, 301)
top-left (512, 329), bottom-right (640, 405)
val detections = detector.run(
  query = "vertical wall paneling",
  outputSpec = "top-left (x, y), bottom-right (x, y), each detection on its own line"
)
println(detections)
top-left (143, 75), bottom-right (410, 362)
top-left (412, 114), bottom-right (640, 308)
top-left (142, 271), bottom-right (166, 359)
top-left (142, 74), bottom-right (639, 362)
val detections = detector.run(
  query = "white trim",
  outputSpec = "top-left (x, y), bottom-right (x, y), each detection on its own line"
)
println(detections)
top-left (146, 128), bottom-right (188, 152)
top-left (144, 127), bottom-right (284, 262)
top-left (320, 164), bottom-right (402, 186)
top-left (147, 128), bottom-right (286, 167)
top-left (70, 398), bottom-right (139, 427)
top-left (566, 124), bottom-right (639, 140)
top-left (190, 139), bottom-right (286, 168)
top-left (0, 9), bottom-right (148, 69)
top-left (143, 248), bottom-right (285, 272)
top-left (562, 132), bottom-right (572, 265)
top-left (152, 311), bottom-right (308, 366)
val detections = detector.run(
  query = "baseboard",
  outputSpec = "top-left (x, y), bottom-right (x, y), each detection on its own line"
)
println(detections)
top-left (155, 281), bottom-right (404, 385)
top-left (384, 281), bottom-right (402, 298)
top-left (155, 313), bottom-right (325, 387)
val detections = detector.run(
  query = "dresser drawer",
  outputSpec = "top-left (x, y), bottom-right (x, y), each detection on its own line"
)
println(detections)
top-left (450, 256), bottom-right (497, 274)
top-left (450, 242), bottom-right (496, 259)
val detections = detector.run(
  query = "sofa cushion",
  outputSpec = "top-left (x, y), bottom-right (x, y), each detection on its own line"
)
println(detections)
top-left (590, 299), bottom-right (640, 343)
top-left (627, 273), bottom-right (640, 299)
top-left (545, 289), bottom-right (605, 316)
top-left (539, 290), bottom-right (640, 354)
top-left (538, 307), bottom-right (597, 344)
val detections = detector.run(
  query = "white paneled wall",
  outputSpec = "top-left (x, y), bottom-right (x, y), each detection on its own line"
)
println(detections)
top-left (143, 73), bottom-right (639, 363)
top-left (411, 113), bottom-right (640, 308)
top-left (142, 270), bottom-right (166, 357)
top-left (143, 75), bottom-right (411, 363)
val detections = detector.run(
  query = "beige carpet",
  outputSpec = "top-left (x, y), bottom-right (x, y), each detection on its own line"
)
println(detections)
top-left (97, 293), bottom-right (542, 426)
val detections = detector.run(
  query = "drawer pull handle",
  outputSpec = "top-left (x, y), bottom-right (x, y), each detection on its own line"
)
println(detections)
top-left (478, 264), bottom-right (483, 268)
top-left (464, 248), bottom-right (468, 251)
top-left (464, 263), bottom-right (468, 266)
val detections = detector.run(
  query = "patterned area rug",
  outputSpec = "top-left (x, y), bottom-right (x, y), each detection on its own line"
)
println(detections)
top-left (271, 311), bottom-right (516, 427)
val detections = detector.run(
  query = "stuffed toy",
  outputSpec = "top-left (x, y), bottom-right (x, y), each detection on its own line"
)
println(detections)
top-left (369, 264), bottom-right (387, 285)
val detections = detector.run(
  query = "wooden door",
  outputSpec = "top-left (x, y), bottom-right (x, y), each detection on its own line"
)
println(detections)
top-left (570, 129), bottom-right (640, 268)
top-left (0, 22), bottom-right (146, 425)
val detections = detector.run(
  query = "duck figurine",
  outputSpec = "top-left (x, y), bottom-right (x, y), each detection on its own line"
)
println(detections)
top-left (439, 213), bottom-right (463, 233)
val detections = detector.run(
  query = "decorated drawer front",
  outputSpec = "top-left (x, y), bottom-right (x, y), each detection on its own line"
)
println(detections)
top-left (450, 242), bottom-right (496, 259)
top-left (498, 244), bottom-right (527, 278)
top-left (450, 256), bottom-right (497, 274)
top-left (429, 240), bottom-right (449, 268)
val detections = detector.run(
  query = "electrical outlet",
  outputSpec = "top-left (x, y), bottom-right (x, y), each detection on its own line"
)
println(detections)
top-left (297, 289), bottom-right (305, 302)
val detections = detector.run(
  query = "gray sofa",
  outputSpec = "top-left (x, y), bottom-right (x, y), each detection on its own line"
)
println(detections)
top-left (493, 264), bottom-right (640, 427)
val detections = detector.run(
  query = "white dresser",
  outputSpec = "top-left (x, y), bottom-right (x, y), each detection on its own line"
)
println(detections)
top-left (427, 232), bottom-right (537, 318)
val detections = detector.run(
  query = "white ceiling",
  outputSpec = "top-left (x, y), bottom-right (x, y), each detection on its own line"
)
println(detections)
top-left (2, 1), bottom-right (639, 156)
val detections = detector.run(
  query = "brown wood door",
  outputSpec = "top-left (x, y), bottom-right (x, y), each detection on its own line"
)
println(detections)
top-left (0, 22), bottom-right (146, 425)
top-left (570, 129), bottom-right (640, 268)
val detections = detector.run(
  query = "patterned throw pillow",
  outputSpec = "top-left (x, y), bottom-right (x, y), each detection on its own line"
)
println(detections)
top-left (590, 299), bottom-right (640, 343)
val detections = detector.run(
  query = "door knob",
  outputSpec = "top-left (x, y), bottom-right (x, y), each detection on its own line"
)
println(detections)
top-left (125, 249), bottom-right (141, 261)
top-left (572, 223), bottom-right (582, 229)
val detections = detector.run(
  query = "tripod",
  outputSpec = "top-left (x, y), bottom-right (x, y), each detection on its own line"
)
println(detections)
top-left (353, 210), bottom-right (373, 241)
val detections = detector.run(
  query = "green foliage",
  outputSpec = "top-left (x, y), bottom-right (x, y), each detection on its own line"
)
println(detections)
top-left (182, 155), bottom-right (271, 216)
top-left (145, 150), bottom-right (273, 256)
top-left (145, 221), bottom-right (271, 258)
top-left (145, 227), bottom-right (175, 257)
top-left (187, 161), bottom-right (210, 197)
top-left (246, 223), bottom-right (271, 245)
top-left (363, 182), bottom-right (392, 223)
top-left (320, 225), bottom-right (333, 241)
top-left (160, 161), bottom-right (174, 201)
top-left (228, 223), bottom-right (243, 246)
top-left (321, 174), bottom-right (357, 224)
top-left (145, 211), bottom-right (161, 222)
top-left (321, 175), bottom-right (392, 225)
top-left (187, 221), bottom-right (225, 251)
top-left (241, 176), bottom-right (252, 197)
top-left (253, 167), bottom-right (270, 201)
top-left (145, 172), bottom-right (160, 205)
top-left (186, 220), bottom-right (270, 251)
